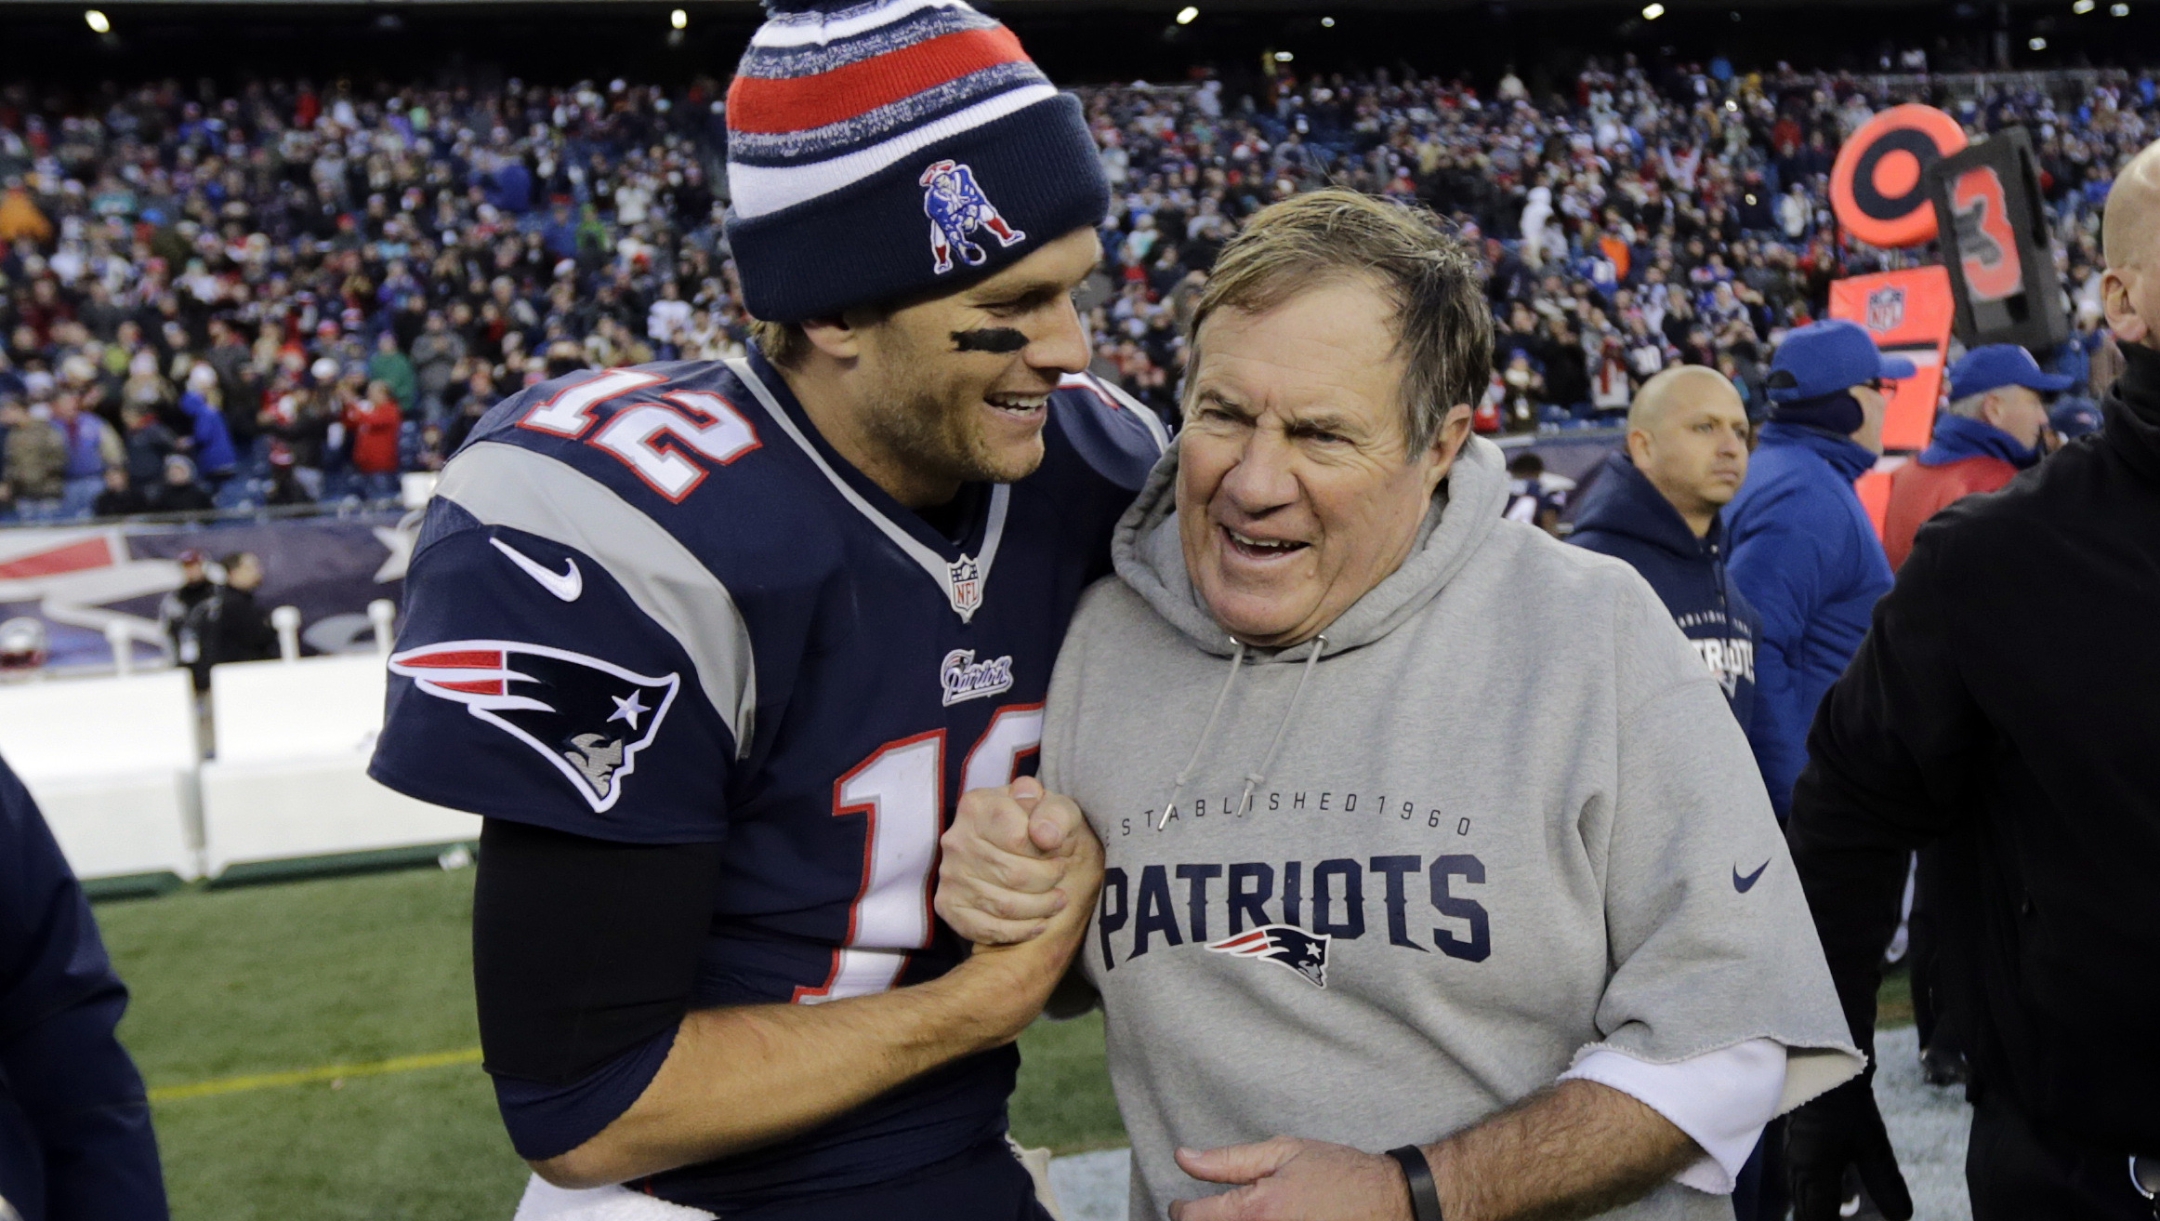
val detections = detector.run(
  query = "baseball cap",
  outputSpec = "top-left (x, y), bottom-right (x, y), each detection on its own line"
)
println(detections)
top-left (2049, 399), bottom-right (2103, 440)
top-left (1947, 344), bottom-right (2075, 401)
top-left (1765, 319), bottom-right (1918, 402)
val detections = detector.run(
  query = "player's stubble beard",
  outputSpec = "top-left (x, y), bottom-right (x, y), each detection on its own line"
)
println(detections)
top-left (858, 326), bottom-right (1045, 494)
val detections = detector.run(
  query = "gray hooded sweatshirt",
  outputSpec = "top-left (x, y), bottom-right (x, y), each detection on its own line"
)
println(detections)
top-left (1039, 436), bottom-right (1863, 1220)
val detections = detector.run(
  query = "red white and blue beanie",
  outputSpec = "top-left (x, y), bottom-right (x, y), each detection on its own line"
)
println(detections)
top-left (723, 0), bottom-right (1109, 323)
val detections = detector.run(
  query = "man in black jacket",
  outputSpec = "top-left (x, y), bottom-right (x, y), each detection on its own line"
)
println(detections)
top-left (187, 552), bottom-right (279, 691)
top-left (1785, 139), bottom-right (2160, 1221)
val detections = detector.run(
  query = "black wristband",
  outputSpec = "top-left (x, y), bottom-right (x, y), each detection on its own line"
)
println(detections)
top-left (1385, 1145), bottom-right (1444, 1221)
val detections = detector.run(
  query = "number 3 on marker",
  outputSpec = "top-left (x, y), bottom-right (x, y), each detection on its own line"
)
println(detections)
top-left (795, 706), bottom-right (1045, 1004)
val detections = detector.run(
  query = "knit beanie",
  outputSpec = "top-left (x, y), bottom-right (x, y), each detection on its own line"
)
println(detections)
top-left (723, 0), bottom-right (1109, 324)
top-left (1770, 390), bottom-right (1865, 436)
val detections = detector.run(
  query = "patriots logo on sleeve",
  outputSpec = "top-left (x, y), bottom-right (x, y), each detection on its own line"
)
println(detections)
top-left (388, 641), bottom-right (680, 813)
top-left (1207, 924), bottom-right (1332, 988)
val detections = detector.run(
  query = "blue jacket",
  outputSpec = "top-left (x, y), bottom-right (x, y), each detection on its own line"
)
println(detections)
top-left (0, 757), bottom-right (167, 1220)
top-left (179, 392), bottom-right (237, 476)
top-left (1569, 452), bottom-right (1762, 730)
top-left (1726, 421), bottom-right (1892, 820)
top-left (1915, 411), bottom-right (2040, 470)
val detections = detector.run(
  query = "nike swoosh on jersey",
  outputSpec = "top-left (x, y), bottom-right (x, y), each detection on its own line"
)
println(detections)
top-left (490, 536), bottom-right (583, 602)
top-left (1733, 860), bottom-right (1770, 893)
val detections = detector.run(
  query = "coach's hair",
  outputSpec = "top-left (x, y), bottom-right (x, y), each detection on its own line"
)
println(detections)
top-left (1943, 390), bottom-right (1994, 419)
top-left (1185, 189), bottom-right (1493, 454)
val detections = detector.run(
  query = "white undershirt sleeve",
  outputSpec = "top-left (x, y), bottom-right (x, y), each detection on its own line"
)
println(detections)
top-left (1556, 1037), bottom-right (1788, 1194)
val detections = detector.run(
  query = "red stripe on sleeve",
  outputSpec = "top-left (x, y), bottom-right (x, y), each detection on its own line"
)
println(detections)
top-left (436, 679), bottom-right (506, 696)
top-left (401, 649), bottom-right (503, 670)
top-left (727, 27), bottom-right (1028, 135)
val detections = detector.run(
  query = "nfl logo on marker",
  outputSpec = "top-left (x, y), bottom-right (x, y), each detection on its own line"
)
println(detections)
top-left (947, 555), bottom-right (983, 617)
top-left (1867, 287), bottom-right (1905, 333)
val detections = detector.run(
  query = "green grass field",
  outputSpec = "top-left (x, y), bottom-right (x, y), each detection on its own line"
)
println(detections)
top-left (97, 866), bottom-right (1127, 1219)
top-left (96, 863), bottom-right (1911, 1218)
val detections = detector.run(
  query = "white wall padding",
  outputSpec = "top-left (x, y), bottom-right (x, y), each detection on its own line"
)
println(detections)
top-left (0, 670), bottom-right (200, 881)
top-left (199, 655), bottom-right (477, 876)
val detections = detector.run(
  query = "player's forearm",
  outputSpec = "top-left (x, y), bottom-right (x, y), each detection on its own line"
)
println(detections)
top-left (533, 945), bottom-right (1064, 1187)
top-left (1424, 1078), bottom-right (1701, 1221)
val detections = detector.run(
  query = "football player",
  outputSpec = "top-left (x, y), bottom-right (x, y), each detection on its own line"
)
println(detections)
top-left (368, 2), bottom-right (1163, 1216)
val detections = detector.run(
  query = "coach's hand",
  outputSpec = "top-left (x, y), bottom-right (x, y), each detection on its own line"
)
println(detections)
top-left (936, 777), bottom-right (1098, 945)
top-left (1786, 1074), bottom-right (1913, 1221)
top-left (1168, 1137), bottom-right (1413, 1221)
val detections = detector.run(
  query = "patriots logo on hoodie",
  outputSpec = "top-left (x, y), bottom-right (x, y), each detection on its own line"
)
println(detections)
top-left (389, 640), bottom-right (679, 813)
top-left (1207, 924), bottom-right (1331, 988)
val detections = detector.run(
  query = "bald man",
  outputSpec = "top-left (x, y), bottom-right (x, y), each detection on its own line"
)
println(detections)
top-left (1570, 366), bottom-right (1762, 725)
top-left (1785, 138), bottom-right (2160, 1221)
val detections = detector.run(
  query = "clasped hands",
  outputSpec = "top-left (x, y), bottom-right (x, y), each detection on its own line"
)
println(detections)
top-left (935, 782), bottom-right (1415, 1221)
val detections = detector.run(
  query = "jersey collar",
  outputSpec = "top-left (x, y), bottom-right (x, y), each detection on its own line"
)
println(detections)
top-left (725, 353), bottom-right (1009, 624)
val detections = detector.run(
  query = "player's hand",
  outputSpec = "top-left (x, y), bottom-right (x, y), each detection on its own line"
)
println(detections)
top-left (949, 812), bottom-right (1102, 1038)
top-left (1786, 1074), bottom-right (1913, 1221)
top-left (935, 777), bottom-right (1096, 945)
top-left (1168, 1137), bottom-right (1414, 1221)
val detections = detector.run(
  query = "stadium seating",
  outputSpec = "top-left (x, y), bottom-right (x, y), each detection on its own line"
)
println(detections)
top-left (197, 654), bottom-right (477, 877)
top-left (0, 670), bottom-right (201, 883)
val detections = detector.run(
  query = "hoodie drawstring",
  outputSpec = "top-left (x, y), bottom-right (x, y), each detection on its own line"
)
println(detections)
top-left (1158, 635), bottom-right (1329, 829)
top-left (1160, 639), bottom-right (1246, 829)
top-left (1236, 635), bottom-right (1325, 817)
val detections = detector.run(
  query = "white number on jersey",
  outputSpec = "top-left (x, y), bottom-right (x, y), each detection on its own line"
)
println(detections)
top-left (591, 391), bottom-right (761, 502)
top-left (516, 372), bottom-right (760, 502)
top-left (795, 706), bottom-right (1047, 1004)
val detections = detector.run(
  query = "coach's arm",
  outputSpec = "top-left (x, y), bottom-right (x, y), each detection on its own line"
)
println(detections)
top-left (472, 798), bottom-right (1099, 1190)
top-left (1164, 1083), bottom-right (1698, 1221)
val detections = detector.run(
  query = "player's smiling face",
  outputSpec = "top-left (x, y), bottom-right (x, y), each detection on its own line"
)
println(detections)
top-left (850, 227), bottom-right (1101, 504)
top-left (1178, 277), bottom-right (1465, 649)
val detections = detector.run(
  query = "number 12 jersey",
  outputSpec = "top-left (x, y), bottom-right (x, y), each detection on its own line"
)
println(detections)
top-left (369, 349), bottom-right (1164, 1209)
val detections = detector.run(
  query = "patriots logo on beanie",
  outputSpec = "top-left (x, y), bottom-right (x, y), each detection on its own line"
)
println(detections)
top-left (723, 0), bottom-right (1109, 324)
top-left (921, 159), bottom-right (1025, 274)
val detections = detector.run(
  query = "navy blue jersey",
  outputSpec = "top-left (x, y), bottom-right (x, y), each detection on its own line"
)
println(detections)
top-left (369, 351), bottom-right (1161, 1209)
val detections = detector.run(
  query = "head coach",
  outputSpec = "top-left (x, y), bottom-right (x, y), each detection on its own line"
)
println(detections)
top-left (936, 190), bottom-right (1865, 1221)
top-left (1781, 138), bottom-right (2160, 1221)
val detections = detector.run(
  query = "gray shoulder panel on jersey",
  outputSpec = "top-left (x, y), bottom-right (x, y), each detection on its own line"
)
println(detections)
top-left (434, 440), bottom-right (757, 758)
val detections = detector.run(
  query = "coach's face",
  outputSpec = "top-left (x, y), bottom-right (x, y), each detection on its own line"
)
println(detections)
top-left (853, 227), bottom-right (1100, 494)
top-left (1178, 277), bottom-right (1470, 649)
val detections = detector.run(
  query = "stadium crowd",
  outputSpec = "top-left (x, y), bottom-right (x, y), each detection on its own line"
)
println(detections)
top-left (0, 58), bottom-right (2151, 522)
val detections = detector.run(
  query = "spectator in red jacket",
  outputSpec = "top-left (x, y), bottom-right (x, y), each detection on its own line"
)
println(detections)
top-left (1882, 345), bottom-right (2070, 570)
top-left (345, 380), bottom-right (403, 501)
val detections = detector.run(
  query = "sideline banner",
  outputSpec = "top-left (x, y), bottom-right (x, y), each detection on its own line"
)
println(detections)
top-left (1828, 266), bottom-right (1956, 452)
top-left (0, 512), bottom-right (415, 671)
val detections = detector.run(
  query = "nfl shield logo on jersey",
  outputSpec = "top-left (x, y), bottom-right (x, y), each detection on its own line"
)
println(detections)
top-left (946, 554), bottom-right (985, 619)
top-left (920, 159), bottom-right (1026, 275)
top-left (1866, 287), bottom-right (1906, 333)
top-left (1208, 924), bottom-right (1332, 988)
top-left (389, 640), bottom-right (680, 813)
